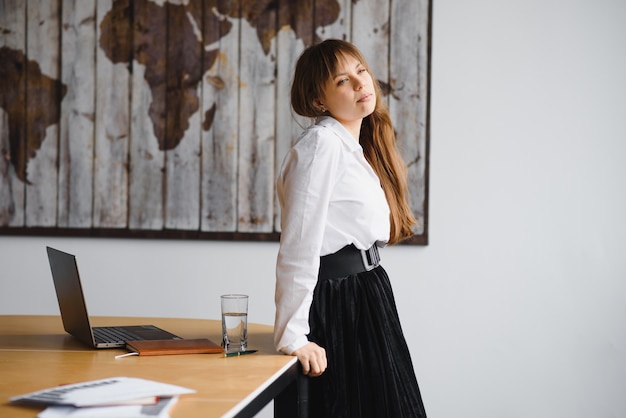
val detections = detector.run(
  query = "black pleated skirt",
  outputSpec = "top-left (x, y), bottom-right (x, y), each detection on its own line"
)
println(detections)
top-left (307, 265), bottom-right (427, 417)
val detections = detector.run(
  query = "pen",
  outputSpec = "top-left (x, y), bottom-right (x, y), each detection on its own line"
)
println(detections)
top-left (224, 350), bottom-right (258, 358)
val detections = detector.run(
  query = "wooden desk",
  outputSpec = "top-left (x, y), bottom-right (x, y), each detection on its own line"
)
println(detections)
top-left (0, 315), bottom-right (305, 417)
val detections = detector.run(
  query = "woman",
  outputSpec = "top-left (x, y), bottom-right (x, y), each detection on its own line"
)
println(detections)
top-left (275, 39), bottom-right (427, 417)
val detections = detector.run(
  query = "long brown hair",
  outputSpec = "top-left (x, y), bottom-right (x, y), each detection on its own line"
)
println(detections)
top-left (291, 39), bottom-right (417, 244)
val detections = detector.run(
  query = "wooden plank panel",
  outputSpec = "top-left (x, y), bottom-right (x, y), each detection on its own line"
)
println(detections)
top-left (274, 1), bottom-right (315, 232)
top-left (128, 0), bottom-right (166, 230)
top-left (25, 0), bottom-right (62, 227)
top-left (0, 0), bottom-right (26, 226)
top-left (414, 0), bottom-right (430, 238)
top-left (389, 0), bottom-right (428, 236)
top-left (58, 0), bottom-right (96, 228)
top-left (0, 109), bottom-right (13, 225)
top-left (351, 0), bottom-right (389, 84)
top-left (93, 0), bottom-right (130, 228)
top-left (163, 2), bottom-right (202, 230)
top-left (237, 16), bottom-right (276, 233)
top-left (200, 2), bottom-right (239, 232)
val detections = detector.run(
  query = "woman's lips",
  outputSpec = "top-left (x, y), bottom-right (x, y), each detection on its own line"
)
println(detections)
top-left (357, 93), bottom-right (373, 103)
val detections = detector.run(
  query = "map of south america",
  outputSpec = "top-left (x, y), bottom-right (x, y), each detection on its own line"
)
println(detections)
top-left (0, 46), bottom-right (67, 184)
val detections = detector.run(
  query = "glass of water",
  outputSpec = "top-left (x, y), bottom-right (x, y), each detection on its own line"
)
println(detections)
top-left (220, 294), bottom-right (248, 352)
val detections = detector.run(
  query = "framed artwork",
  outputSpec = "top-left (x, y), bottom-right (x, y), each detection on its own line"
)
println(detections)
top-left (0, 0), bottom-right (430, 244)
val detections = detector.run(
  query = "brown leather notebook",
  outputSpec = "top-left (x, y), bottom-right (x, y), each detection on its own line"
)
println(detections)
top-left (125, 338), bottom-right (223, 356)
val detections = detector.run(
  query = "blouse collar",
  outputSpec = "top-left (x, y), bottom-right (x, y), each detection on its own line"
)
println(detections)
top-left (315, 116), bottom-right (362, 152)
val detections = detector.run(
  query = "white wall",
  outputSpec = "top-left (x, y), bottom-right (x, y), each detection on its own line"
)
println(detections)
top-left (1, 0), bottom-right (625, 417)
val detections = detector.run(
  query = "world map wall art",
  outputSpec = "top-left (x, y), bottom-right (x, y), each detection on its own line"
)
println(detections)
top-left (0, 0), bottom-right (431, 244)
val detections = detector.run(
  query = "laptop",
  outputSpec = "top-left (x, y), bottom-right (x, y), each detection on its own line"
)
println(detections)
top-left (46, 246), bottom-right (182, 348)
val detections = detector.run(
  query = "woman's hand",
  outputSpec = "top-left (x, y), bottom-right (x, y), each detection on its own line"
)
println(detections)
top-left (293, 342), bottom-right (327, 377)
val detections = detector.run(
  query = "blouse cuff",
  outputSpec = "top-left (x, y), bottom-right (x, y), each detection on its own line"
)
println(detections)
top-left (280, 335), bottom-right (311, 355)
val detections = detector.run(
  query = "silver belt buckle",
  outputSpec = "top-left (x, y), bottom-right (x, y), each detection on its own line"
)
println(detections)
top-left (360, 246), bottom-right (380, 271)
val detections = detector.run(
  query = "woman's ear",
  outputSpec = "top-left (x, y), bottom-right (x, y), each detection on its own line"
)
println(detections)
top-left (313, 99), bottom-right (326, 113)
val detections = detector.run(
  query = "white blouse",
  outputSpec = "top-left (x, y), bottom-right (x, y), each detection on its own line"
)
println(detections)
top-left (274, 116), bottom-right (390, 354)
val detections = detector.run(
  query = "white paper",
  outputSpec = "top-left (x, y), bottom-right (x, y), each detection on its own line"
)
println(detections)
top-left (37, 396), bottom-right (178, 418)
top-left (11, 377), bottom-right (195, 407)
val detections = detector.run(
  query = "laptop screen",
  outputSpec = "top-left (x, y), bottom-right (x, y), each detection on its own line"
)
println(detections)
top-left (46, 247), bottom-right (96, 347)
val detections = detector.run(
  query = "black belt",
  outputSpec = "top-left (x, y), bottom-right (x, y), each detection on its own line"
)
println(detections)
top-left (318, 244), bottom-right (381, 280)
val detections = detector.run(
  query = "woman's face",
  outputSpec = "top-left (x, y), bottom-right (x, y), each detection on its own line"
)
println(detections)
top-left (319, 54), bottom-right (376, 136)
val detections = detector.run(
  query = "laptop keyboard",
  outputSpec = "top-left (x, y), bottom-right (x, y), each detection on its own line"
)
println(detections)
top-left (93, 327), bottom-right (144, 343)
